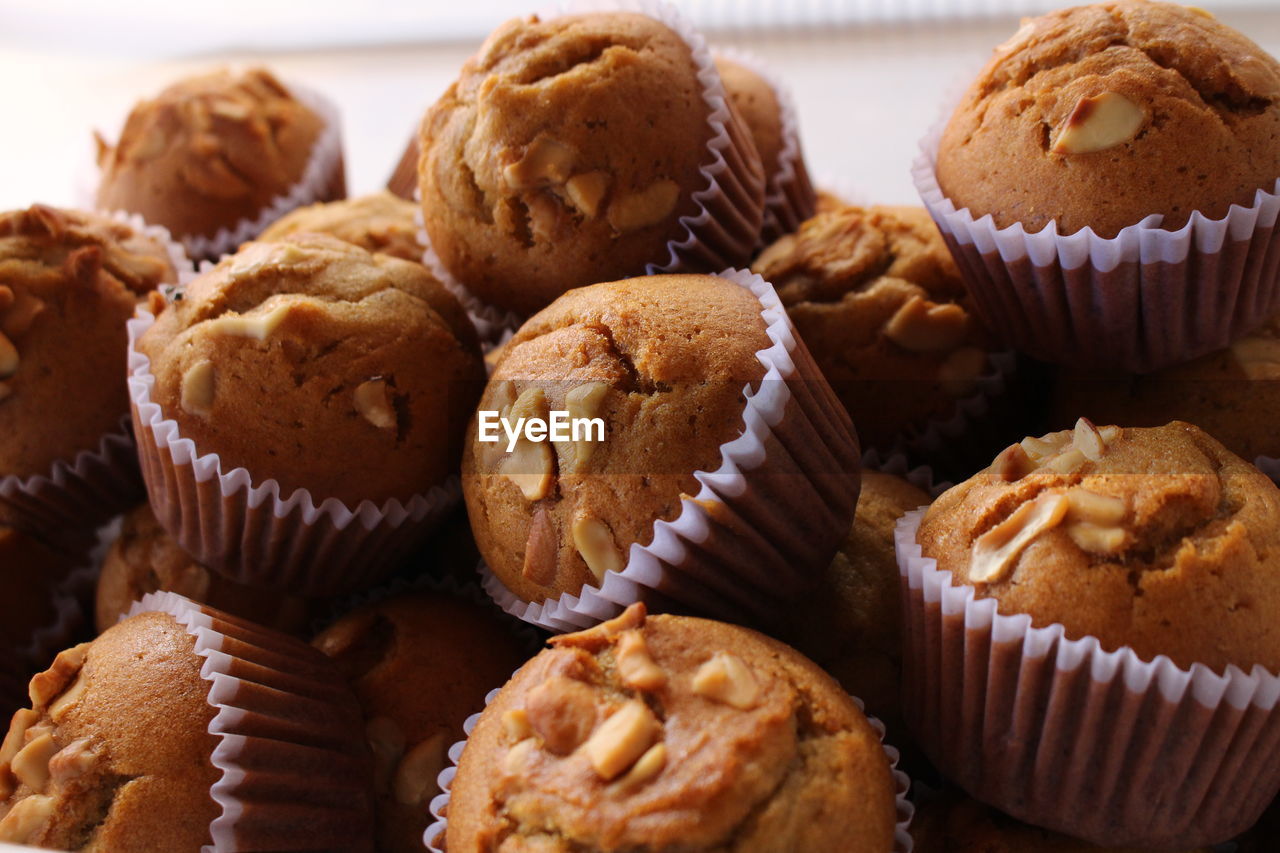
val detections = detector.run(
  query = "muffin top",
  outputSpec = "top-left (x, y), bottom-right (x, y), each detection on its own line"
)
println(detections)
top-left (446, 603), bottom-right (898, 853)
top-left (94, 503), bottom-right (318, 636)
top-left (0, 205), bottom-right (179, 479)
top-left (137, 233), bottom-right (484, 505)
top-left (0, 612), bottom-right (219, 849)
top-left (419, 12), bottom-right (724, 316)
top-left (313, 592), bottom-right (531, 853)
top-left (95, 67), bottom-right (327, 242)
top-left (919, 419), bottom-right (1280, 673)
top-left (260, 191), bottom-right (425, 263)
top-left (936, 1), bottom-right (1280, 237)
top-left (462, 274), bottom-right (770, 603)
top-left (752, 204), bottom-right (990, 449)
top-left (715, 56), bottom-right (784, 180)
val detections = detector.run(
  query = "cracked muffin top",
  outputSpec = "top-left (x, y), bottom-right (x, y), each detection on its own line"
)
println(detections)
top-left (0, 611), bottom-right (220, 850)
top-left (313, 592), bottom-right (531, 853)
top-left (752, 204), bottom-right (991, 451)
top-left (137, 233), bottom-right (484, 505)
top-left (419, 12), bottom-right (741, 316)
top-left (0, 205), bottom-right (180, 480)
top-left (919, 419), bottom-right (1280, 673)
top-left (445, 603), bottom-right (899, 853)
top-left (260, 191), bottom-right (425, 264)
top-left (936, 0), bottom-right (1280, 237)
top-left (462, 274), bottom-right (769, 604)
top-left (95, 67), bottom-right (331, 247)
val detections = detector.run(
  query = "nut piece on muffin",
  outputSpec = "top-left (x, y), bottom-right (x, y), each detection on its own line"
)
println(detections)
top-left (137, 233), bottom-right (484, 507)
top-left (1051, 311), bottom-right (1280, 463)
top-left (936, 0), bottom-right (1280, 237)
top-left (919, 419), bottom-right (1280, 673)
top-left (753, 204), bottom-right (992, 452)
top-left (444, 603), bottom-right (899, 852)
top-left (95, 67), bottom-right (345, 256)
top-left (419, 12), bottom-right (765, 317)
top-left (260, 191), bottom-right (425, 263)
top-left (94, 503), bottom-right (320, 637)
top-left (313, 592), bottom-right (532, 853)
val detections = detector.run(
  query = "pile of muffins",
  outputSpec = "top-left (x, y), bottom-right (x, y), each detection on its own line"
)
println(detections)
top-left (2, 0), bottom-right (1280, 850)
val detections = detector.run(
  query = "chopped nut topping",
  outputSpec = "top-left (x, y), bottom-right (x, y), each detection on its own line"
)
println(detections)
top-left (883, 295), bottom-right (969, 353)
top-left (565, 171), bottom-right (610, 218)
top-left (522, 507), bottom-right (558, 585)
top-left (203, 301), bottom-right (293, 340)
top-left (970, 493), bottom-right (1069, 583)
top-left (1066, 522), bottom-right (1128, 553)
top-left (692, 652), bottom-right (760, 710)
top-left (1063, 488), bottom-right (1128, 554)
top-left (1073, 417), bottom-right (1106, 462)
top-left (354, 378), bottom-right (396, 430)
top-left (1052, 92), bottom-right (1147, 155)
top-left (47, 671), bottom-right (88, 723)
top-left (180, 359), bottom-right (216, 418)
top-left (1000, 419), bottom-right (1120, 480)
top-left (393, 732), bottom-right (449, 806)
top-left (582, 700), bottom-right (660, 781)
top-left (526, 676), bottom-right (599, 756)
top-left (29, 643), bottom-right (90, 710)
top-left (991, 443), bottom-right (1033, 481)
top-left (503, 737), bottom-right (539, 776)
top-left (1045, 447), bottom-right (1087, 475)
top-left (0, 793), bottom-right (55, 843)
top-left (572, 515), bottom-right (625, 583)
top-left (47, 738), bottom-right (97, 785)
top-left (551, 602), bottom-right (647, 651)
top-left (504, 137), bottom-right (576, 190)
top-left (616, 742), bottom-right (666, 789)
top-left (0, 710), bottom-right (38, 798)
top-left (502, 709), bottom-right (533, 742)
top-left (607, 180), bottom-right (680, 233)
top-left (11, 732), bottom-right (58, 793)
top-left (499, 387), bottom-right (554, 501)
top-left (556, 382), bottom-right (609, 473)
top-left (0, 331), bottom-right (17, 378)
top-left (615, 631), bottom-right (666, 692)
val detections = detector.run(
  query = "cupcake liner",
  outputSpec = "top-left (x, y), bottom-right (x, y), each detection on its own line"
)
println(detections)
top-left (126, 591), bottom-right (374, 852)
top-left (479, 267), bottom-right (860, 632)
top-left (97, 80), bottom-right (346, 263)
top-left (422, 680), bottom-right (914, 852)
top-left (913, 107), bottom-right (1280, 373)
top-left (895, 508), bottom-right (1280, 848)
top-left (126, 310), bottom-right (459, 597)
top-left (714, 47), bottom-right (817, 245)
top-left (418, 0), bottom-right (766, 346)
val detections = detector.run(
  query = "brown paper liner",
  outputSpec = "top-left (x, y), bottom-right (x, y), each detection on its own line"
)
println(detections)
top-left (897, 508), bottom-right (1280, 848)
top-left (128, 591), bottom-right (374, 851)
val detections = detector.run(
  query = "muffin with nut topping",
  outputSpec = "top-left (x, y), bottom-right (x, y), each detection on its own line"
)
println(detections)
top-left (95, 67), bottom-right (345, 259)
top-left (441, 603), bottom-right (900, 852)
top-left (419, 10), bottom-right (765, 319)
top-left (259, 191), bottom-right (424, 264)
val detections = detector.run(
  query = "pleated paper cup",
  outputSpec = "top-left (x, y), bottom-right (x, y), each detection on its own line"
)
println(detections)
top-left (418, 0), bottom-right (766, 347)
top-left (126, 310), bottom-right (458, 597)
top-left (422, 679), bottom-right (915, 852)
top-left (480, 267), bottom-right (861, 633)
top-left (126, 591), bottom-right (374, 852)
top-left (895, 508), bottom-right (1280, 848)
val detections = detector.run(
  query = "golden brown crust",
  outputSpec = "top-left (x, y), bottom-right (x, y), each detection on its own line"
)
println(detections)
top-left (259, 191), bottom-right (425, 263)
top-left (95, 68), bottom-right (330, 243)
top-left (715, 56), bottom-right (784, 180)
top-left (0, 612), bottom-right (220, 850)
top-left (312, 593), bottom-right (531, 853)
top-left (418, 13), bottom-right (717, 316)
top-left (936, 1), bottom-right (1280, 237)
top-left (919, 420), bottom-right (1280, 672)
top-left (752, 204), bottom-right (991, 451)
top-left (0, 205), bottom-right (178, 480)
top-left (137, 234), bottom-right (484, 505)
top-left (446, 604), bottom-right (898, 852)
top-left (463, 274), bottom-right (770, 603)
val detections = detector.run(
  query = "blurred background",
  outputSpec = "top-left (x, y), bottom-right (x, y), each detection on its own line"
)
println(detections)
top-left (1, 0), bottom-right (1277, 211)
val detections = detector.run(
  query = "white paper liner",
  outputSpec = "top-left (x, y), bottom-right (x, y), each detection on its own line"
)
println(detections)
top-left (913, 96), bottom-right (1280, 373)
top-left (895, 507), bottom-right (1280, 847)
top-left (714, 46), bottom-right (816, 244)
top-left (127, 591), bottom-right (373, 853)
top-left (93, 79), bottom-right (346, 262)
top-left (478, 267), bottom-right (860, 632)
top-left (126, 309), bottom-right (459, 595)
top-left (422, 680), bottom-right (914, 852)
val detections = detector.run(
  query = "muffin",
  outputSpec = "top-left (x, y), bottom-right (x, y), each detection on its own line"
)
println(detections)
top-left (94, 503), bottom-right (320, 636)
top-left (95, 67), bottom-right (345, 259)
top-left (0, 205), bottom-right (183, 539)
top-left (899, 419), bottom-right (1280, 846)
top-left (131, 234), bottom-right (485, 592)
top-left (313, 592), bottom-right (533, 853)
top-left (715, 53), bottom-right (816, 242)
top-left (752, 204), bottom-right (995, 454)
top-left (440, 603), bottom-right (901, 852)
top-left (463, 272), bottom-right (860, 629)
top-left (419, 10), bottom-right (765, 319)
top-left (1051, 311), bottom-right (1280, 463)
top-left (259, 191), bottom-right (425, 263)
top-left (917, 1), bottom-right (1280, 371)
top-left (0, 593), bottom-right (373, 850)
